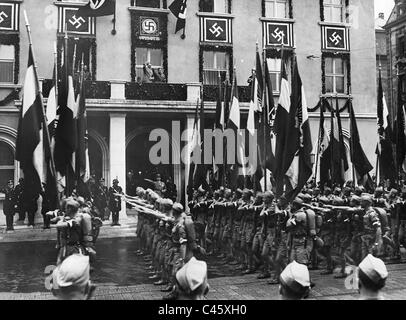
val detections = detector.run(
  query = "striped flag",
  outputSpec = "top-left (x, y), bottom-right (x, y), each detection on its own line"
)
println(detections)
top-left (15, 48), bottom-right (47, 201)
top-left (274, 53), bottom-right (291, 195)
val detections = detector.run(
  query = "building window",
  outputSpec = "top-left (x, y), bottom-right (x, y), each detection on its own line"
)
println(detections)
top-left (0, 45), bottom-right (15, 84)
top-left (58, 38), bottom-right (96, 81)
top-left (264, 0), bottom-right (288, 18)
top-left (0, 142), bottom-right (14, 189)
top-left (135, 47), bottom-right (165, 83)
top-left (202, 50), bottom-right (230, 85)
top-left (267, 58), bottom-right (282, 93)
top-left (132, 0), bottom-right (163, 8)
top-left (398, 36), bottom-right (406, 58)
top-left (325, 57), bottom-right (346, 94)
top-left (323, 0), bottom-right (345, 23)
top-left (200, 0), bottom-right (230, 13)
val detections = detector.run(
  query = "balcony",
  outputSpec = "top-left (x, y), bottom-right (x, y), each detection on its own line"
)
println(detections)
top-left (42, 80), bottom-right (111, 100)
top-left (38, 80), bottom-right (251, 105)
top-left (125, 82), bottom-right (187, 101)
top-left (202, 85), bottom-right (251, 103)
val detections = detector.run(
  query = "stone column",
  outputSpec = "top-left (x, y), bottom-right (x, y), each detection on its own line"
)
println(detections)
top-left (109, 113), bottom-right (128, 219)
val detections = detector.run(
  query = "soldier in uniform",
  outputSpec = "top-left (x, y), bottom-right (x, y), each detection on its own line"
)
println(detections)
top-left (2, 180), bottom-right (17, 231)
top-left (268, 195), bottom-right (290, 285)
top-left (108, 179), bottom-right (123, 226)
top-left (360, 194), bottom-right (382, 259)
top-left (163, 203), bottom-right (188, 300)
top-left (14, 178), bottom-right (25, 223)
top-left (94, 178), bottom-right (108, 221)
top-left (286, 198), bottom-right (315, 266)
top-left (55, 198), bottom-right (95, 265)
top-left (239, 189), bottom-right (256, 274)
top-left (221, 189), bottom-right (234, 262)
top-left (153, 174), bottom-right (166, 198)
top-left (258, 191), bottom-right (276, 279)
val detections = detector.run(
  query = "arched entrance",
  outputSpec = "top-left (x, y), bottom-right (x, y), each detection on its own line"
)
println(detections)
top-left (126, 127), bottom-right (181, 199)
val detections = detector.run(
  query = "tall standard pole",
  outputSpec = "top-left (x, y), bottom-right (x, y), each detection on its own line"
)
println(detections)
top-left (23, 10), bottom-right (59, 207)
top-left (262, 45), bottom-right (267, 192)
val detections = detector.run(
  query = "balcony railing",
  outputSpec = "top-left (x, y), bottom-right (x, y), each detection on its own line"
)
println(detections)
top-left (42, 80), bottom-right (111, 100)
top-left (125, 82), bottom-right (188, 101)
top-left (202, 85), bottom-right (251, 103)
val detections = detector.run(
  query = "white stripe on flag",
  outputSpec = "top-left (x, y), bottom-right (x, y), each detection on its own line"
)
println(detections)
top-left (229, 96), bottom-right (240, 129)
top-left (278, 78), bottom-right (290, 113)
top-left (33, 128), bottom-right (45, 185)
top-left (47, 86), bottom-right (57, 125)
top-left (22, 66), bottom-right (36, 117)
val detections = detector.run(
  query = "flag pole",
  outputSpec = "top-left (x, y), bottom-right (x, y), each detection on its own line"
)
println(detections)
top-left (313, 97), bottom-right (323, 182)
top-left (64, 25), bottom-right (71, 197)
top-left (223, 72), bottom-right (229, 188)
top-left (23, 10), bottom-right (59, 206)
top-left (262, 44), bottom-right (268, 192)
top-left (330, 94), bottom-right (334, 188)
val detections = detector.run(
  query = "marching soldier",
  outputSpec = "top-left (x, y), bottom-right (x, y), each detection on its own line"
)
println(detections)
top-left (108, 179), bottom-right (123, 226)
top-left (55, 198), bottom-right (95, 265)
top-left (2, 180), bottom-right (17, 231)
top-left (360, 194), bottom-right (382, 259)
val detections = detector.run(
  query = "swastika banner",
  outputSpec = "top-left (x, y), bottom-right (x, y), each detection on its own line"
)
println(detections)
top-left (262, 21), bottom-right (294, 48)
top-left (57, 6), bottom-right (95, 36)
top-left (321, 25), bottom-right (350, 51)
top-left (138, 16), bottom-right (161, 41)
top-left (0, 2), bottom-right (19, 31)
top-left (200, 16), bottom-right (232, 44)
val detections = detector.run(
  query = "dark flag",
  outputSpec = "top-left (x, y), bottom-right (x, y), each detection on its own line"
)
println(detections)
top-left (169, 0), bottom-right (187, 34)
top-left (274, 53), bottom-right (291, 195)
top-left (15, 48), bottom-right (50, 202)
top-left (76, 64), bottom-right (90, 186)
top-left (213, 73), bottom-right (225, 185)
top-left (319, 99), bottom-right (331, 187)
top-left (54, 39), bottom-right (77, 194)
top-left (348, 100), bottom-right (373, 183)
top-left (77, 0), bottom-right (116, 17)
top-left (285, 58), bottom-right (313, 201)
top-left (396, 76), bottom-right (406, 175)
top-left (376, 69), bottom-right (396, 184)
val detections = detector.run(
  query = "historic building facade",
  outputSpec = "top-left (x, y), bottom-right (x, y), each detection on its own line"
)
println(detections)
top-left (0, 0), bottom-right (378, 219)
top-left (384, 0), bottom-right (406, 125)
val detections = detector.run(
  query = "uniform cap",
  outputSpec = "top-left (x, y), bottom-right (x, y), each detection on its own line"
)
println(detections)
top-left (173, 202), bottom-right (184, 213)
top-left (162, 199), bottom-right (174, 210)
top-left (361, 194), bottom-right (373, 204)
top-left (292, 198), bottom-right (304, 206)
top-left (65, 198), bottom-right (80, 210)
top-left (113, 179), bottom-right (119, 184)
top-left (358, 254), bottom-right (388, 286)
top-left (176, 257), bottom-right (208, 293)
top-left (198, 186), bottom-right (206, 194)
top-left (350, 195), bottom-right (361, 205)
top-left (263, 191), bottom-right (275, 201)
top-left (280, 261), bottom-right (310, 294)
top-left (53, 254), bottom-right (90, 289)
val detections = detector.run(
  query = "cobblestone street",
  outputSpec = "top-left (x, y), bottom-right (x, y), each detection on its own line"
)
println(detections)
top-left (0, 219), bottom-right (406, 300)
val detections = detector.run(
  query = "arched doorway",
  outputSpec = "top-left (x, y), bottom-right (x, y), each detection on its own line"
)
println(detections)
top-left (126, 127), bottom-right (181, 199)
top-left (88, 136), bottom-right (103, 181)
top-left (0, 142), bottom-right (14, 188)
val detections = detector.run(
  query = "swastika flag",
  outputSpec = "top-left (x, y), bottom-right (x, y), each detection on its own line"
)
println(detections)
top-left (77, 0), bottom-right (115, 17)
top-left (169, 0), bottom-right (187, 34)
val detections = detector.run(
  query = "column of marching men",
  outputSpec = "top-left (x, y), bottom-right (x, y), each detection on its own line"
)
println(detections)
top-left (126, 182), bottom-right (406, 299)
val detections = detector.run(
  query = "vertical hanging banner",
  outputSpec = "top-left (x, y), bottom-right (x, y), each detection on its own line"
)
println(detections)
top-left (321, 25), bottom-right (350, 51)
top-left (200, 16), bottom-right (232, 45)
top-left (57, 6), bottom-right (96, 36)
top-left (262, 20), bottom-right (294, 48)
top-left (0, 1), bottom-right (20, 31)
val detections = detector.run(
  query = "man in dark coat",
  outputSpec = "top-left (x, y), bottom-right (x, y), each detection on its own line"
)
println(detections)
top-left (108, 179), bottom-right (123, 226)
top-left (2, 180), bottom-right (17, 231)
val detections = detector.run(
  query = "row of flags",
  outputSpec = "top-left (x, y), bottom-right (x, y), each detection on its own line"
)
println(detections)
top-left (16, 11), bottom-right (92, 210)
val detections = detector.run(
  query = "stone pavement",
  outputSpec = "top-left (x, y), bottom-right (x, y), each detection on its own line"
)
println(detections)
top-left (1, 262), bottom-right (405, 300)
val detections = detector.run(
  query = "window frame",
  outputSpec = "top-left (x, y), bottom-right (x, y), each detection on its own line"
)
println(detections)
top-left (0, 141), bottom-right (15, 189)
top-left (0, 44), bottom-right (15, 84)
top-left (134, 47), bottom-right (165, 82)
top-left (199, 0), bottom-right (231, 14)
top-left (264, 0), bottom-right (288, 19)
top-left (201, 49), bottom-right (231, 85)
top-left (132, 0), bottom-right (167, 9)
top-left (324, 56), bottom-right (347, 94)
top-left (321, 0), bottom-right (349, 23)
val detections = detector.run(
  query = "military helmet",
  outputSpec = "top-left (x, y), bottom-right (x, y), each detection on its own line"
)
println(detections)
top-left (263, 191), bottom-right (275, 201)
top-left (172, 203), bottom-right (184, 214)
top-left (361, 194), bottom-right (373, 204)
top-left (292, 197), bottom-right (304, 207)
top-left (350, 195), bottom-right (361, 206)
top-left (333, 187), bottom-right (342, 196)
top-left (65, 198), bottom-right (80, 211)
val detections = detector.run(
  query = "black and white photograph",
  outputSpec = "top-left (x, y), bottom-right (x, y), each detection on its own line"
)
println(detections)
top-left (0, 0), bottom-right (405, 306)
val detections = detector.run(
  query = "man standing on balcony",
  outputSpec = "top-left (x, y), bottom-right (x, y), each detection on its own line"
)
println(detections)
top-left (143, 62), bottom-right (154, 83)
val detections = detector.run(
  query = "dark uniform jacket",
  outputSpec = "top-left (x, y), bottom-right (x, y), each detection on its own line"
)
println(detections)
top-left (108, 186), bottom-right (123, 211)
top-left (2, 186), bottom-right (17, 215)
